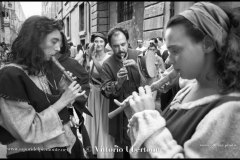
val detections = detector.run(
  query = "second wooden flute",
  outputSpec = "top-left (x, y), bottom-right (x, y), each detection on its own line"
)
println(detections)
top-left (108, 67), bottom-right (178, 119)
top-left (51, 56), bottom-right (88, 99)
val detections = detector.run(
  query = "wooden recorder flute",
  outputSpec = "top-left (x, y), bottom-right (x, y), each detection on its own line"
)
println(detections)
top-left (51, 56), bottom-right (88, 99)
top-left (108, 66), bottom-right (179, 119)
top-left (121, 53), bottom-right (129, 80)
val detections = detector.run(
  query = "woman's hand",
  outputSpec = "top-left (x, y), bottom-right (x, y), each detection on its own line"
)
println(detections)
top-left (61, 81), bottom-right (85, 104)
top-left (129, 85), bottom-right (155, 113)
top-left (58, 71), bottom-right (77, 92)
top-left (66, 71), bottom-right (77, 80)
top-left (88, 43), bottom-right (96, 59)
top-left (53, 81), bottom-right (85, 112)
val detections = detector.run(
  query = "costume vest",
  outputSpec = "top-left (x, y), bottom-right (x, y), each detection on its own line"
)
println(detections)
top-left (162, 96), bottom-right (240, 146)
top-left (0, 65), bottom-right (70, 145)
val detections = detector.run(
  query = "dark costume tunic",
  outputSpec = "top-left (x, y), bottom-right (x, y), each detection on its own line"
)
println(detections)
top-left (46, 52), bottom-right (93, 158)
top-left (127, 83), bottom-right (240, 158)
top-left (101, 48), bottom-right (141, 148)
top-left (0, 64), bottom-right (85, 158)
top-left (162, 94), bottom-right (240, 146)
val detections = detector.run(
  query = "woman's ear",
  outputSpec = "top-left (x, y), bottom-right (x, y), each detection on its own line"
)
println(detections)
top-left (202, 35), bottom-right (215, 54)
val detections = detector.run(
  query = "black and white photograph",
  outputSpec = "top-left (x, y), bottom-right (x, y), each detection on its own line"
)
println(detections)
top-left (0, 1), bottom-right (240, 158)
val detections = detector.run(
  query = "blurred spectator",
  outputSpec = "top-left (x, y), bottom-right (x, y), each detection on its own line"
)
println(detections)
top-left (136, 39), bottom-right (147, 52)
top-left (157, 37), bottom-right (169, 62)
top-left (150, 38), bottom-right (161, 57)
top-left (0, 43), bottom-right (4, 59)
top-left (128, 43), bottom-right (132, 49)
top-left (85, 43), bottom-right (89, 51)
top-left (0, 44), bottom-right (4, 68)
top-left (75, 44), bottom-right (85, 65)
top-left (69, 42), bottom-right (78, 58)
top-left (148, 42), bottom-right (166, 76)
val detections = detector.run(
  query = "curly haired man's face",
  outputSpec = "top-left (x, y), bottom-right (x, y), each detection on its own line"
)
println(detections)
top-left (39, 30), bottom-right (62, 61)
top-left (110, 31), bottom-right (128, 59)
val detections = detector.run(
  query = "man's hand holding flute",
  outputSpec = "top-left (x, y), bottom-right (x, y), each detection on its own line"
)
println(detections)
top-left (110, 66), bottom-right (179, 119)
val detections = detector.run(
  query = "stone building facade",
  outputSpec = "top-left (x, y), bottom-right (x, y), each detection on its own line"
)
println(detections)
top-left (0, 2), bottom-right (25, 45)
top-left (42, 2), bottom-right (91, 47)
top-left (42, 1), bottom-right (240, 49)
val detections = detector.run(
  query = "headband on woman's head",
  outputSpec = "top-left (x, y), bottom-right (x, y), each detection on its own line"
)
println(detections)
top-left (179, 2), bottom-right (230, 53)
top-left (90, 32), bottom-right (107, 44)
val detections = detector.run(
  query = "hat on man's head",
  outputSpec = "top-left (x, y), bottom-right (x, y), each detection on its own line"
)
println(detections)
top-left (90, 32), bottom-right (107, 45)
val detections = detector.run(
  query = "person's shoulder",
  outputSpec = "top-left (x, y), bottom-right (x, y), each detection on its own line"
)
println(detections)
top-left (203, 93), bottom-right (240, 120)
top-left (0, 64), bottom-right (25, 76)
top-left (104, 53), bottom-right (111, 61)
top-left (0, 64), bottom-right (28, 85)
top-left (104, 54), bottom-right (114, 62)
top-left (196, 93), bottom-right (240, 132)
top-left (215, 93), bottom-right (240, 112)
top-left (102, 54), bottom-right (115, 68)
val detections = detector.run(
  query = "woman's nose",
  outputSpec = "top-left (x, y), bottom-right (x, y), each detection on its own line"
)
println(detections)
top-left (55, 43), bottom-right (61, 52)
top-left (165, 52), bottom-right (174, 66)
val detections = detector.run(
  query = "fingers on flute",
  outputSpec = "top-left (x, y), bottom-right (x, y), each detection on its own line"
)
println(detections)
top-left (129, 97), bottom-right (135, 109)
top-left (114, 99), bottom-right (122, 107)
top-left (138, 86), bottom-right (145, 96)
top-left (69, 81), bottom-right (77, 88)
top-left (132, 91), bottom-right (140, 101)
top-left (72, 76), bottom-right (77, 80)
top-left (78, 90), bottom-right (86, 96)
top-left (144, 85), bottom-right (152, 95)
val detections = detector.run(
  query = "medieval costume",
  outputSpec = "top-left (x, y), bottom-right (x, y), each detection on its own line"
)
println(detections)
top-left (0, 63), bottom-right (85, 158)
top-left (101, 48), bottom-right (142, 151)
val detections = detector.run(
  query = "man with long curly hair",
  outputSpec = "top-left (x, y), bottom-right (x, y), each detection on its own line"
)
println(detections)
top-left (0, 16), bottom-right (86, 158)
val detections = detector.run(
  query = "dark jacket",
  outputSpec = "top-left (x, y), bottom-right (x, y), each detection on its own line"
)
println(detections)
top-left (47, 51), bottom-right (93, 158)
top-left (101, 48), bottom-right (141, 148)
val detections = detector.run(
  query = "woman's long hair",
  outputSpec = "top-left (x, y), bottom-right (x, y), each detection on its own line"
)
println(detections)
top-left (216, 8), bottom-right (240, 93)
top-left (167, 8), bottom-right (240, 94)
top-left (8, 15), bottom-right (63, 75)
top-left (59, 32), bottom-right (70, 55)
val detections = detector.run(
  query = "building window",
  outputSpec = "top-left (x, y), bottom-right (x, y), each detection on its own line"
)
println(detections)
top-left (118, 2), bottom-right (133, 23)
top-left (79, 3), bottom-right (84, 31)
top-left (66, 16), bottom-right (70, 37)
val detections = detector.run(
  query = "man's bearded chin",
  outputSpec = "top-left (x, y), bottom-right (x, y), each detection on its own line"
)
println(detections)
top-left (118, 52), bottom-right (126, 59)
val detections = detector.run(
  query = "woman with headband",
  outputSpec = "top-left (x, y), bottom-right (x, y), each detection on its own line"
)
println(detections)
top-left (126, 2), bottom-right (240, 158)
top-left (84, 32), bottom-right (115, 158)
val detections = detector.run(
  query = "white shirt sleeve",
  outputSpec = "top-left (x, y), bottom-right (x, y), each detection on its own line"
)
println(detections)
top-left (0, 98), bottom-right (65, 144)
top-left (128, 100), bottom-right (240, 158)
top-left (74, 50), bottom-right (84, 65)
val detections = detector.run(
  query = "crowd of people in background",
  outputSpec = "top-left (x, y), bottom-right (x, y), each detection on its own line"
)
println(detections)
top-left (0, 42), bottom-right (10, 68)
top-left (0, 24), bottom-right (178, 158)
